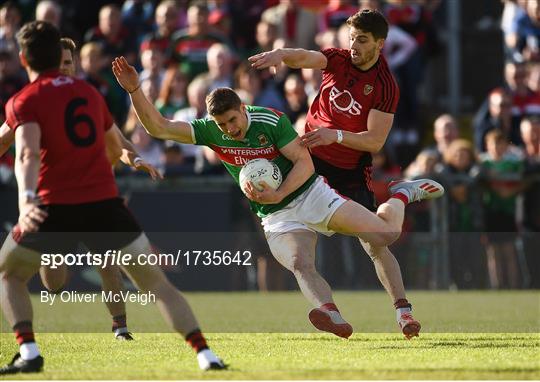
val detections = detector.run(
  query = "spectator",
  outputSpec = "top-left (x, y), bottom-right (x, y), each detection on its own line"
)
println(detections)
top-left (318, 0), bottom-right (358, 32)
top-left (261, 0), bottom-right (318, 49)
top-left (173, 75), bottom-right (210, 162)
top-left (202, 43), bottom-right (235, 91)
top-left (283, 73), bottom-right (309, 125)
top-left (0, 48), bottom-right (26, 123)
top-left (249, 20), bottom-right (278, 57)
top-left (80, 42), bottom-right (127, 125)
top-left (519, 116), bottom-right (540, 288)
top-left (479, 129), bottom-right (524, 289)
top-left (234, 62), bottom-right (286, 111)
top-left (155, 66), bottom-right (188, 119)
top-left (0, 1), bottom-right (21, 52)
top-left (508, 0), bottom-right (540, 62)
top-left (140, 0), bottom-right (181, 60)
top-left (130, 124), bottom-right (164, 172)
top-left (301, 67), bottom-right (322, 104)
top-left (501, 0), bottom-right (527, 61)
top-left (121, 0), bottom-right (155, 45)
top-left (170, 1), bottom-right (231, 80)
top-left (162, 141), bottom-right (195, 176)
top-left (139, 45), bottom-right (165, 87)
top-left (436, 139), bottom-right (486, 289)
top-left (473, 88), bottom-right (521, 152)
top-left (431, 114), bottom-right (460, 160)
top-left (315, 28), bottom-right (339, 51)
top-left (36, 0), bottom-right (80, 45)
top-left (85, 4), bottom-right (138, 65)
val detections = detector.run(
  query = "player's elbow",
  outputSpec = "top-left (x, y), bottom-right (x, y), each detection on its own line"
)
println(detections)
top-left (16, 147), bottom-right (40, 163)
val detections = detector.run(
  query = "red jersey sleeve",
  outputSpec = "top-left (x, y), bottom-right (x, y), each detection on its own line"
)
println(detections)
top-left (373, 67), bottom-right (400, 114)
top-left (321, 48), bottom-right (350, 73)
top-left (5, 91), bottom-right (38, 130)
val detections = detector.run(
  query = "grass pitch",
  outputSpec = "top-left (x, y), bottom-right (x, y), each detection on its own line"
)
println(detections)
top-left (1, 291), bottom-right (539, 380)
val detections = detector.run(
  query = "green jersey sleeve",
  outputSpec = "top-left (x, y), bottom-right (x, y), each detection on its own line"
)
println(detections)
top-left (273, 114), bottom-right (298, 149)
top-left (191, 118), bottom-right (212, 146)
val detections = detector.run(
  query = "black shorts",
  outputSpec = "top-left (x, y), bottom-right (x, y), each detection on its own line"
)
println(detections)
top-left (13, 197), bottom-right (142, 254)
top-left (312, 155), bottom-right (377, 212)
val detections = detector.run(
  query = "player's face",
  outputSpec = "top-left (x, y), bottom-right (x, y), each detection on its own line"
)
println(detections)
top-left (349, 27), bottom-right (383, 69)
top-left (59, 49), bottom-right (75, 76)
top-left (213, 106), bottom-right (248, 141)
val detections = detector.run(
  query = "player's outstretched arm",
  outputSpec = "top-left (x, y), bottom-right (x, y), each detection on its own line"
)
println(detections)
top-left (0, 122), bottom-right (15, 157)
top-left (248, 48), bottom-right (327, 73)
top-left (112, 56), bottom-right (193, 143)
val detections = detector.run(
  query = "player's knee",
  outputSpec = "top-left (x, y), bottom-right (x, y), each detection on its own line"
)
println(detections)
top-left (289, 252), bottom-right (315, 275)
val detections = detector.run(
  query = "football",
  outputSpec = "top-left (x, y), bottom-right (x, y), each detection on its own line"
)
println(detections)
top-left (239, 158), bottom-right (282, 193)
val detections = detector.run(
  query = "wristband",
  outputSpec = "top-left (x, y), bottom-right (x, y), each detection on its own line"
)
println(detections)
top-left (128, 83), bottom-right (141, 94)
top-left (19, 189), bottom-right (36, 200)
top-left (336, 130), bottom-right (343, 144)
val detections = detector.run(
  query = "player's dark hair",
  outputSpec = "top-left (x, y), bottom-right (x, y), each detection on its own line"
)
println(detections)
top-left (346, 9), bottom-right (389, 40)
top-left (60, 37), bottom-right (76, 54)
top-left (16, 21), bottom-right (61, 72)
top-left (206, 87), bottom-right (242, 116)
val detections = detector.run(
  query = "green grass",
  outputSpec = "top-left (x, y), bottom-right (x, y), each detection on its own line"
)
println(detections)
top-left (1, 291), bottom-right (539, 379)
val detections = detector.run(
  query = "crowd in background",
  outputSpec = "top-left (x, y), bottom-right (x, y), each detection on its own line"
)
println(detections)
top-left (0, 0), bottom-right (539, 290)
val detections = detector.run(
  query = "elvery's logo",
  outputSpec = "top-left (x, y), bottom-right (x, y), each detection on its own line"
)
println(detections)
top-left (329, 86), bottom-right (362, 116)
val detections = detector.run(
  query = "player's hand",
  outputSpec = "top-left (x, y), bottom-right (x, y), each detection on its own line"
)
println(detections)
top-left (17, 200), bottom-right (47, 234)
top-left (112, 56), bottom-right (140, 93)
top-left (133, 159), bottom-right (164, 181)
top-left (243, 181), bottom-right (283, 204)
top-left (248, 49), bottom-right (283, 75)
top-left (300, 127), bottom-right (339, 148)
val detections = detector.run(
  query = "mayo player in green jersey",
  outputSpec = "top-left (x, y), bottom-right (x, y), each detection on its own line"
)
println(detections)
top-left (112, 56), bottom-right (444, 339)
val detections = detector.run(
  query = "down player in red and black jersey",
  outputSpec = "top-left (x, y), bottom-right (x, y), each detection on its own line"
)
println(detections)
top-left (249, 9), bottom-right (422, 339)
top-left (0, 21), bottom-right (225, 375)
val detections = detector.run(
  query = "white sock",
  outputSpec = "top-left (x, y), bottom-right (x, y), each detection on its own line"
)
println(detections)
top-left (20, 342), bottom-right (40, 360)
top-left (197, 349), bottom-right (222, 370)
top-left (395, 188), bottom-right (411, 202)
top-left (114, 327), bottom-right (129, 336)
top-left (396, 306), bottom-right (412, 321)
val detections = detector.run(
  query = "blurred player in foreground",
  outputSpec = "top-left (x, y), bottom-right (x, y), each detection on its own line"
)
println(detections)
top-left (112, 55), bottom-right (444, 340)
top-left (0, 21), bottom-right (225, 375)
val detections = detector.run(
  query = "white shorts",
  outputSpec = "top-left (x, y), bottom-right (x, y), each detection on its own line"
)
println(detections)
top-left (261, 176), bottom-right (347, 236)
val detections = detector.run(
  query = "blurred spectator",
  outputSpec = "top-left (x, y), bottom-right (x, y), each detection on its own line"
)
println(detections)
top-left (140, 0), bottom-right (180, 60)
top-left (479, 129), bottom-right (524, 289)
top-left (506, 61), bottom-right (540, 117)
top-left (404, 149), bottom-right (439, 179)
top-left (234, 62), bottom-right (286, 111)
top-left (318, 0), bottom-right (358, 32)
top-left (0, 48), bottom-right (26, 123)
top-left (162, 141), bottom-right (195, 176)
top-left (249, 20), bottom-right (278, 57)
top-left (139, 45), bottom-right (165, 87)
top-left (0, 1), bottom-right (21, 52)
top-left (85, 4), bottom-right (138, 65)
top-left (201, 43), bottom-right (235, 91)
top-left (170, 1), bottom-right (231, 80)
top-left (371, 149), bottom-right (402, 203)
top-left (501, 0), bottom-right (527, 61)
top-left (283, 73), bottom-right (308, 125)
top-left (507, 0), bottom-right (540, 62)
top-left (315, 28), bottom-right (339, 51)
top-left (519, 116), bottom-right (540, 287)
top-left (431, 114), bottom-right (459, 160)
top-left (473, 87), bottom-right (521, 152)
top-left (527, 61), bottom-right (540, 92)
top-left (121, 0), bottom-right (155, 45)
top-left (80, 42), bottom-right (127, 125)
top-left (173, 75), bottom-right (209, 162)
top-left (155, 66), bottom-right (188, 119)
top-left (36, 0), bottom-right (80, 45)
top-left (301, 67), bottom-right (322, 104)
top-left (436, 139), bottom-right (486, 289)
top-left (208, 1), bottom-right (232, 40)
top-left (261, 0), bottom-right (318, 49)
top-left (140, 77), bottom-right (160, 104)
top-left (293, 113), bottom-right (307, 136)
top-left (130, 124), bottom-right (164, 171)
top-left (336, 22), bottom-right (350, 49)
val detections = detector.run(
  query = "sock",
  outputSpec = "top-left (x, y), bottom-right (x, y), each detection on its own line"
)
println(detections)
top-left (13, 321), bottom-right (40, 360)
top-left (112, 314), bottom-right (128, 335)
top-left (320, 303), bottom-right (339, 312)
top-left (394, 299), bottom-right (412, 320)
top-left (186, 329), bottom-right (208, 353)
top-left (391, 192), bottom-right (409, 206)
